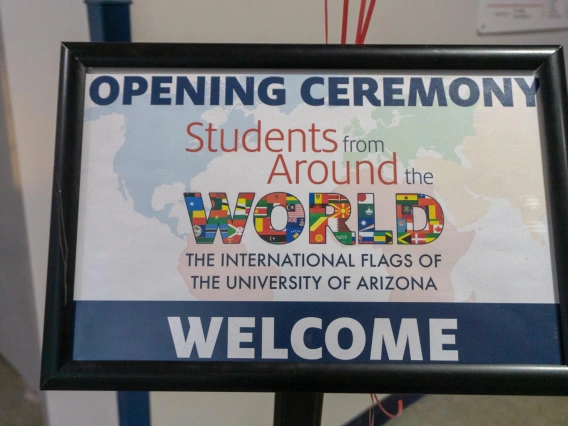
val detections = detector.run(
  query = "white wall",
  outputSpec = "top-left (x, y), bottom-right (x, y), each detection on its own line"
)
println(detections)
top-left (0, 1), bottom-right (118, 426)
top-left (1, 0), bottom-right (568, 425)
top-left (131, 0), bottom-right (568, 51)
top-left (0, 9), bottom-right (40, 389)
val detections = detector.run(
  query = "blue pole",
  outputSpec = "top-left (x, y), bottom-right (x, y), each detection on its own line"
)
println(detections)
top-left (117, 391), bottom-right (151, 426)
top-left (84, 2), bottom-right (150, 425)
top-left (85, 0), bottom-right (132, 42)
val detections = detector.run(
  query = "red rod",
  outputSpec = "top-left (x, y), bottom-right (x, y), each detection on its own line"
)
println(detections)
top-left (359, 0), bottom-right (377, 44)
top-left (356, 0), bottom-right (367, 44)
top-left (324, 0), bottom-right (329, 44)
top-left (341, 0), bottom-right (349, 44)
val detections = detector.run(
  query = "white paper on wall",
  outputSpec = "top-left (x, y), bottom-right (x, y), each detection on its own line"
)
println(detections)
top-left (477, 0), bottom-right (568, 34)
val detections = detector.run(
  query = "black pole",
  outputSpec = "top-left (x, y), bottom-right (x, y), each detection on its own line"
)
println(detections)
top-left (273, 392), bottom-right (324, 426)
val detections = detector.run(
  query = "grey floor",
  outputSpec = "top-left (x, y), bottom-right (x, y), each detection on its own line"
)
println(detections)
top-left (2, 351), bottom-right (568, 426)
top-left (388, 394), bottom-right (568, 425)
top-left (0, 355), bottom-right (42, 426)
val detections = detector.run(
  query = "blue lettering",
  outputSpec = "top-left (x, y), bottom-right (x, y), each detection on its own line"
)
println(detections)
top-left (210, 76), bottom-right (220, 105)
top-left (176, 76), bottom-right (205, 105)
top-left (89, 76), bottom-right (119, 106)
top-left (483, 78), bottom-right (513, 107)
top-left (408, 78), bottom-right (447, 106)
top-left (301, 77), bottom-right (325, 106)
top-left (225, 77), bottom-right (254, 105)
top-left (449, 77), bottom-right (480, 107)
top-left (353, 77), bottom-right (381, 106)
top-left (329, 77), bottom-right (350, 106)
top-left (384, 78), bottom-right (405, 106)
top-left (258, 77), bottom-right (285, 106)
top-left (151, 76), bottom-right (172, 105)
top-left (514, 78), bottom-right (539, 107)
top-left (123, 76), bottom-right (148, 105)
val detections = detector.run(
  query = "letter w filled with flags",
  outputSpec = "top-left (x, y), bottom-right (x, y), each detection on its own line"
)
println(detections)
top-left (184, 192), bottom-right (255, 244)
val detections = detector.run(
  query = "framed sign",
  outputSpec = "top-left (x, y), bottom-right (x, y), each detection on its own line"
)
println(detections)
top-left (41, 43), bottom-right (568, 394)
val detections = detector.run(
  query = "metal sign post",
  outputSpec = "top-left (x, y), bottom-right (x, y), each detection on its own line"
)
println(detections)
top-left (274, 392), bottom-right (324, 426)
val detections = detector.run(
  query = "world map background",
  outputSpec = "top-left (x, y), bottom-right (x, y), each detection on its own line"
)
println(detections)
top-left (73, 72), bottom-right (556, 304)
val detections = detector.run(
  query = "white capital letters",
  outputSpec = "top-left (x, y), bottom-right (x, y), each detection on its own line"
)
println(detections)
top-left (291, 317), bottom-right (322, 360)
top-left (227, 317), bottom-right (255, 359)
top-left (262, 317), bottom-right (288, 359)
top-left (325, 318), bottom-right (366, 360)
top-left (167, 317), bottom-right (223, 358)
top-left (429, 319), bottom-right (458, 361)
top-left (370, 318), bottom-right (423, 360)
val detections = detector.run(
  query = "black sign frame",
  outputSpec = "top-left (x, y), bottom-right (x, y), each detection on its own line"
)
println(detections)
top-left (41, 43), bottom-right (568, 394)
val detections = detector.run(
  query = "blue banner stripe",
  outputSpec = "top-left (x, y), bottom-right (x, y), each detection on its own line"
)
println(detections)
top-left (72, 301), bottom-right (562, 364)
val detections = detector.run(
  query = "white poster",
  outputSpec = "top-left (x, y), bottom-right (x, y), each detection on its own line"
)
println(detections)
top-left (71, 71), bottom-right (561, 365)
